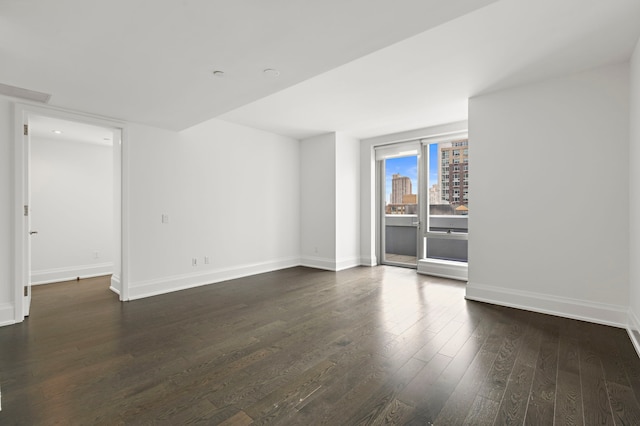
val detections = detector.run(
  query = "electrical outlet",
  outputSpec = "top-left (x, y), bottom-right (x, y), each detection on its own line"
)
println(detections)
top-left (93, 251), bottom-right (99, 259)
top-left (162, 214), bottom-right (169, 224)
top-left (204, 256), bottom-right (210, 264)
top-left (192, 258), bottom-right (197, 266)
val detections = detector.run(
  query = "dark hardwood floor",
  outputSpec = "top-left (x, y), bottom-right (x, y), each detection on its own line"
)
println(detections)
top-left (1, 266), bottom-right (640, 425)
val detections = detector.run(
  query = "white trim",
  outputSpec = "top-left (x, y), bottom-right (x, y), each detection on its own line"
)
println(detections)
top-left (360, 255), bottom-right (377, 266)
top-left (418, 258), bottom-right (468, 281)
top-left (363, 120), bottom-right (468, 146)
top-left (374, 141), bottom-right (420, 160)
top-left (466, 281), bottom-right (627, 328)
top-left (425, 231), bottom-right (468, 241)
top-left (14, 104), bottom-right (27, 322)
top-left (627, 309), bottom-right (640, 358)
top-left (419, 130), bottom-right (469, 146)
top-left (119, 126), bottom-right (130, 302)
top-left (300, 256), bottom-right (359, 272)
top-left (110, 274), bottom-right (121, 296)
top-left (335, 257), bottom-right (360, 271)
top-left (127, 257), bottom-right (300, 300)
top-left (31, 263), bottom-right (114, 285)
top-left (0, 303), bottom-right (15, 327)
top-left (300, 256), bottom-right (336, 271)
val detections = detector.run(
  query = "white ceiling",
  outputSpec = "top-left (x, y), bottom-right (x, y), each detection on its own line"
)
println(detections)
top-left (222, 0), bottom-right (640, 139)
top-left (2, 0), bottom-right (639, 141)
top-left (0, 0), bottom-right (496, 131)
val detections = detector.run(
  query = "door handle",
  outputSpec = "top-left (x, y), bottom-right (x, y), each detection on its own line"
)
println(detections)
top-left (29, 231), bottom-right (38, 235)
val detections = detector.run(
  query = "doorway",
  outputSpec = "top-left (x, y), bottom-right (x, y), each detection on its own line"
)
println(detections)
top-left (375, 135), bottom-right (469, 280)
top-left (377, 142), bottom-right (422, 268)
top-left (13, 104), bottom-right (127, 321)
top-left (29, 115), bottom-right (115, 289)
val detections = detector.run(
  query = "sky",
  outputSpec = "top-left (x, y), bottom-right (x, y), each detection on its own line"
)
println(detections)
top-left (384, 144), bottom-right (439, 203)
top-left (385, 155), bottom-right (417, 203)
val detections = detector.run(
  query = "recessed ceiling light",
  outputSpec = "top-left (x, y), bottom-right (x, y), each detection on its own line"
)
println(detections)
top-left (263, 68), bottom-right (281, 78)
top-left (52, 130), bottom-right (63, 134)
top-left (212, 70), bottom-right (225, 78)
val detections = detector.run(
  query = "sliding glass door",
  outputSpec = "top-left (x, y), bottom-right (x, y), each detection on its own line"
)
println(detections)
top-left (376, 135), bottom-right (468, 276)
top-left (377, 143), bottom-right (421, 268)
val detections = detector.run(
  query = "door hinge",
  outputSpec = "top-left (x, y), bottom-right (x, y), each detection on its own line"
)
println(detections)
top-left (24, 286), bottom-right (28, 297)
top-left (23, 124), bottom-right (28, 136)
top-left (24, 205), bottom-right (29, 216)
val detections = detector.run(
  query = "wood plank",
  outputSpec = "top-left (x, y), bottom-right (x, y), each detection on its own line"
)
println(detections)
top-left (606, 381), bottom-right (640, 425)
top-left (554, 335), bottom-right (583, 425)
top-left (462, 395), bottom-right (499, 425)
top-left (399, 354), bottom-right (453, 406)
top-left (524, 328), bottom-right (559, 424)
top-left (555, 370), bottom-right (582, 425)
top-left (432, 323), bottom-right (506, 424)
top-left (580, 338), bottom-right (615, 426)
top-left (401, 315), bottom-right (498, 424)
top-left (244, 359), bottom-right (336, 421)
top-left (219, 410), bottom-right (254, 426)
top-left (343, 357), bottom-right (425, 425)
top-left (613, 329), bottom-right (640, 399)
top-left (493, 319), bottom-right (540, 426)
top-left (493, 363), bottom-right (534, 426)
top-left (476, 320), bottom-right (526, 402)
top-left (2, 268), bottom-right (640, 424)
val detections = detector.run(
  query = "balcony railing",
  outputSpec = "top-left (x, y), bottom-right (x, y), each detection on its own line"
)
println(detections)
top-left (385, 214), bottom-right (468, 264)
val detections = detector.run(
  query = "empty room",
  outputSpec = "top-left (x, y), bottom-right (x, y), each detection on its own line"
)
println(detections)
top-left (2, 0), bottom-right (640, 424)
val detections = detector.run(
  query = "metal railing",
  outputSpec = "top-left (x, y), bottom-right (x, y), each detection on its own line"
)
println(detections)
top-left (385, 215), bottom-right (468, 262)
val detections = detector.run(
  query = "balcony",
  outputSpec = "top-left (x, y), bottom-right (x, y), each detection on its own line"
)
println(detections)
top-left (385, 215), bottom-right (418, 265)
top-left (385, 214), bottom-right (468, 280)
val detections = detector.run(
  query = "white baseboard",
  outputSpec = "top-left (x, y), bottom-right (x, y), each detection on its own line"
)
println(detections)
top-left (301, 256), bottom-right (337, 271)
top-left (627, 309), bottom-right (640, 358)
top-left (418, 259), bottom-right (468, 281)
top-left (335, 257), bottom-right (360, 271)
top-left (110, 274), bottom-right (121, 296)
top-left (301, 256), bottom-right (359, 272)
top-left (31, 263), bottom-right (114, 285)
top-left (465, 281), bottom-right (627, 328)
top-left (128, 257), bottom-right (301, 300)
top-left (360, 255), bottom-right (377, 267)
top-left (0, 302), bottom-right (15, 327)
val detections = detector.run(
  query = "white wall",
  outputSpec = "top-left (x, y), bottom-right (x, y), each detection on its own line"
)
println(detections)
top-left (466, 63), bottom-right (630, 326)
top-left (126, 118), bottom-right (300, 299)
top-left (0, 96), bottom-right (13, 324)
top-left (300, 132), bottom-right (361, 271)
top-left (629, 39), bottom-right (640, 344)
top-left (30, 138), bottom-right (113, 284)
top-left (0, 95), bottom-right (325, 322)
top-left (300, 133), bottom-right (337, 269)
top-left (335, 133), bottom-right (361, 269)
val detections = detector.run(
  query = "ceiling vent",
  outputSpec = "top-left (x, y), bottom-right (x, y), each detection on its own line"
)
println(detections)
top-left (0, 82), bottom-right (51, 103)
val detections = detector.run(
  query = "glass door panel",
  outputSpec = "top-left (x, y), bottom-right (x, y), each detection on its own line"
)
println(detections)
top-left (424, 137), bottom-right (468, 263)
top-left (381, 155), bottom-right (419, 267)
